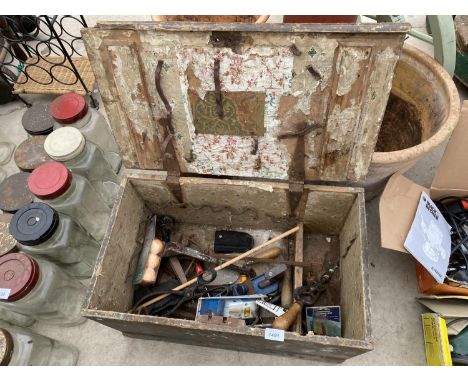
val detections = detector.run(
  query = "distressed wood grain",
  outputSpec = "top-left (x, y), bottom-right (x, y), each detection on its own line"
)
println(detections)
top-left (293, 222), bottom-right (303, 334)
top-left (339, 191), bottom-right (371, 341)
top-left (83, 308), bottom-right (373, 362)
top-left (95, 21), bottom-right (410, 34)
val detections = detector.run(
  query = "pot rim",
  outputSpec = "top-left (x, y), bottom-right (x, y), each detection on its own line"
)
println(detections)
top-left (372, 44), bottom-right (460, 164)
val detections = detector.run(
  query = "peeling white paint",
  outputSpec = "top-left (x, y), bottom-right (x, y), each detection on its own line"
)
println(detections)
top-left (326, 104), bottom-right (361, 150)
top-left (336, 48), bottom-right (369, 96)
top-left (109, 46), bottom-right (156, 138)
top-left (297, 90), bottom-right (312, 115)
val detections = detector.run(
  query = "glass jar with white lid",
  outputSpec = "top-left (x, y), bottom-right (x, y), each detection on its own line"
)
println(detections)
top-left (44, 126), bottom-right (119, 208)
top-left (0, 323), bottom-right (78, 365)
top-left (9, 202), bottom-right (100, 279)
top-left (0, 252), bottom-right (86, 326)
top-left (51, 93), bottom-right (122, 173)
top-left (28, 162), bottom-right (111, 242)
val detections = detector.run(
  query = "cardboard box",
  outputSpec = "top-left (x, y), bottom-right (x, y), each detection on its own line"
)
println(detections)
top-left (380, 101), bottom-right (468, 296)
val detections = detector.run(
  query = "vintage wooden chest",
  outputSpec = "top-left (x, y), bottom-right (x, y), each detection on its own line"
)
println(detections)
top-left (81, 21), bottom-right (410, 362)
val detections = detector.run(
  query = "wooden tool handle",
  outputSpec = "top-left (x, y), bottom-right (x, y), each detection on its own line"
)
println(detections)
top-left (281, 268), bottom-right (293, 308)
top-left (255, 247), bottom-right (281, 259)
top-left (272, 302), bottom-right (302, 331)
top-left (140, 239), bottom-right (164, 285)
top-left (255, 15), bottom-right (270, 23)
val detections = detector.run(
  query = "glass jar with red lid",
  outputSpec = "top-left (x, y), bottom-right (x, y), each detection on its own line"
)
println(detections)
top-left (44, 126), bottom-right (119, 208)
top-left (51, 93), bottom-right (122, 173)
top-left (0, 323), bottom-right (78, 365)
top-left (28, 162), bottom-right (111, 242)
top-left (9, 202), bottom-right (100, 279)
top-left (0, 252), bottom-right (86, 325)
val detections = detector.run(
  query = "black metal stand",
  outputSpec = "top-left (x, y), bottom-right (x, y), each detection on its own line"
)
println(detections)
top-left (0, 15), bottom-right (97, 108)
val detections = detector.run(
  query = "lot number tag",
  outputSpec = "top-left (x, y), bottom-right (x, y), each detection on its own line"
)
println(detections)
top-left (0, 288), bottom-right (11, 299)
top-left (265, 328), bottom-right (285, 342)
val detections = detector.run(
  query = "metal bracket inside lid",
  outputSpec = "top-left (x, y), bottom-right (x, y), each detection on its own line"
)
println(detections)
top-left (278, 122), bottom-right (321, 217)
top-left (155, 59), bottom-right (183, 203)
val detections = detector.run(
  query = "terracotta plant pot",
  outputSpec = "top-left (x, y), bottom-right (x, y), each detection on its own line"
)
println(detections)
top-left (362, 45), bottom-right (460, 200)
top-left (283, 15), bottom-right (357, 23)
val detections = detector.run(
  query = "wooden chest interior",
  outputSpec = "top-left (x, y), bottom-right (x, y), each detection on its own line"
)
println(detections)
top-left (83, 172), bottom-right (371, 362)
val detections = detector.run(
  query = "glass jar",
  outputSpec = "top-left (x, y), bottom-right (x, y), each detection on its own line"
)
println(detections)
top-left (0, 142), bottom-right (15, 165)
top-left (0, 252), bottom-right (86, 326)
top-left (10, 202), bottom-right (100, 279)
top-left (0, 142), bottom-right (16, 183)
top-left (0, 308), bottom-right (35, 327)
top-left (13, 135), bottom-right (49, 172)
top-left (51, 93), bottom-right (122, 173)
top-left (44, 126), bottom-right (119, 208)
top-left (21, 102), bottom-right (55, 136)
top-left (0, 172), bottom-right (34, 213)
top-left (0, 324), bottom-right (78, 365)
top-left (28, 162), bottom-right (111, 242)
top-left (0, 214), bottom-right (18, 257)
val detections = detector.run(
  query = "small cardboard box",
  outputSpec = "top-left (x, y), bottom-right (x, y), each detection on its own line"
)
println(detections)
top-left (380, 101), bottom-right (468, 296)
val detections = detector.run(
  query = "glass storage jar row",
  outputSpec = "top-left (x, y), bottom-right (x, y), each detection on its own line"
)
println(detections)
top-left (20, 93), bottom-right (122, 174)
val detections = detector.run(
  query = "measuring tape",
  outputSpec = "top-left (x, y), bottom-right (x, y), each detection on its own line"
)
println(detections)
top-left (256, 300), bottom-right (286, 317)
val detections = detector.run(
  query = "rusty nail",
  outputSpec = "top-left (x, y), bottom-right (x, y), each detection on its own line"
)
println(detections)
top-left (214, 58), bottom-right (224, 119)
top-left (306, 65), bottom-right (321, 80)
top-left (289, 44), bottom-right (302, 56)
top-left (251, 136), bottom-right (259, 155)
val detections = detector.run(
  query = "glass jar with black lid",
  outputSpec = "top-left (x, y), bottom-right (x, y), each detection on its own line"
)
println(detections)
top-left (9, 202), bottom-right (100, 279)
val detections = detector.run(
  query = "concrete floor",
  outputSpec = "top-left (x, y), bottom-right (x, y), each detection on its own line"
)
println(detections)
top-left (1, 16), bottom-right (467, 365)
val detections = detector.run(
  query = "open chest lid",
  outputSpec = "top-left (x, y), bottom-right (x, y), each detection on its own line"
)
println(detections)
top-left (83, 22), bottom-right (410, 183)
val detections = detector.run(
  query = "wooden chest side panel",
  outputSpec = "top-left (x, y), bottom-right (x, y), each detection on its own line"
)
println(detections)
top-left (83, 309), bottom-right (373, 362)
top-left (339, 192), bottom-right (371, 341)
top-left (86, 179), bottom-right (151, 312)
top-left (128, 173), bottom-right (360, 234)
top-left (130, 175), bottom-right (292, 230)
top-left (82, 30), bottom-right (171, 170)
top-left (303, 188), bottom-right (356, 235)
top-left (346, 44), bottom-right (403, 180)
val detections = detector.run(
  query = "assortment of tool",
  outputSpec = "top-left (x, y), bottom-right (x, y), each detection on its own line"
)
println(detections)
top-left (131, 216), bottom-right (341, 336)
